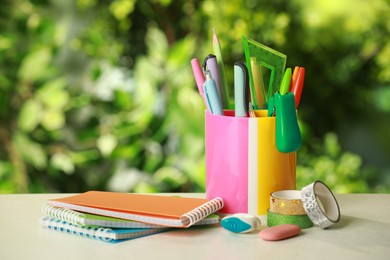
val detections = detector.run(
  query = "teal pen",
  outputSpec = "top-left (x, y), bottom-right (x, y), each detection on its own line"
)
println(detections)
top-left (203, 70), bottom-right (224, 115)
top-left (234, 61), bottom-right (249, 117)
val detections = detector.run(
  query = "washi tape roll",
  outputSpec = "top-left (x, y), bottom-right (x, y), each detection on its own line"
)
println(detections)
top-left (301, 181), bottom-right (340, 229)
top-left (267, 209), bottom-right (313, 229)
top-left (270, 190), bottom-right (306, 215)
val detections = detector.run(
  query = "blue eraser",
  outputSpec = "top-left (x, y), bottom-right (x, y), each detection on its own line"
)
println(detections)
top-left (220, 213), bottom-right (261, 234)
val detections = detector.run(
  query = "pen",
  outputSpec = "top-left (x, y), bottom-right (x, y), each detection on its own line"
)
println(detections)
top-left (291, 66), bottom-right (299, 87)
top-left (212, 28), bottom-right (230, 109)
top-left (203, 70), bottom-right (224, 115)
top-left (203, 54), bottom-right (223, 105)
top-left (191, 58), bottom-right (207, 106)
top-left (234, 61), bottom-right (249, 117)
top-left (290, 67), bottom-right (305, 108)
top-left (279, 68), bottom-right (292, 95)
top-left (274, 92), bottom-right (302, 153)
top-left (250, 57), bottom-right (265, 109)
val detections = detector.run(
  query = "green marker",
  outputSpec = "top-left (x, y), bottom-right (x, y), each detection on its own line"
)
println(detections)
top-left (274, 92), bottom-right (302, 153)
top-left (279, 68), bottom-right (292, 95)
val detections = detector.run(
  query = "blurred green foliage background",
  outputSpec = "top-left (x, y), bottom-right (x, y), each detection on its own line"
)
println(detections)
top-left (1, 0), bottom-right (389, 194)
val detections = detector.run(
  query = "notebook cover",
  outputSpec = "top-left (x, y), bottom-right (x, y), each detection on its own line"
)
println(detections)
top-left (50, 191), bottom-right (216, 219)
top-left (42, 203), bottom-right (220, 228)
top-left (83, 212), bottom-right (220, 227)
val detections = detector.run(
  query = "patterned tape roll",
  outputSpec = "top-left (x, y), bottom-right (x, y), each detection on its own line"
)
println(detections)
top-left (301, 181), bottom-right (340, 229)
top-left (270, 190), bottom-right (306, 215)
top-left (267, 209), bottom-right (313, 229)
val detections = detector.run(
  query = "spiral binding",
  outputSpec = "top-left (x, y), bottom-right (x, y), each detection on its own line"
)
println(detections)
top-left (42, 204), bottom-right (86, 226)
top-left (39, 216), bottom-right (114, 242)
top-left (181, 197), bottom-right (224, 226)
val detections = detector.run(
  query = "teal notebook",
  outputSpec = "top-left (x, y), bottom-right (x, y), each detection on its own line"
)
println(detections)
top-left (39, 216), bottom-right (170, 243)
top-left (42, 204), bottom-right (220, 228)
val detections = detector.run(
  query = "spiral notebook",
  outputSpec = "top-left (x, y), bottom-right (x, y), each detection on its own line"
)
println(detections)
top-left (39, 216), bottom-right (170, 243)
top-left (42, 204), bottom-right (220, 228)
top-left (48, 191), bottom-right (224, 227)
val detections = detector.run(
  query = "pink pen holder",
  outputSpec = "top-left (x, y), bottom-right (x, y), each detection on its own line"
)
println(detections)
top-left (205, 110), bottom-right (296, 215)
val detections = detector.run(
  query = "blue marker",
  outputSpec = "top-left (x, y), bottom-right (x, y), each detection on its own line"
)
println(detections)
top-left (203, 70), bottom-right (223, 115)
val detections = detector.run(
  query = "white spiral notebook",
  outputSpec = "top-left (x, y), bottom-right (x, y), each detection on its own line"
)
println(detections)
top-left (39, 216), bottom-right (169, 243)
top-left (42, 204), bottom-right (220, 228)
top-left (48, 191), bottom-right (224, 227)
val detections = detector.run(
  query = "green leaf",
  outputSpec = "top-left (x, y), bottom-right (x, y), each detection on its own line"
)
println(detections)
top-left (107, 168), bottom-right (143, 192)
top-left (153, 166), bottom-right (187, 188)
top-left (0, 35), bottom-right (13, 51)
top-left (18, 47), bottom-right (52, 82)
top-left (41, 110), bottom-right (65, 131)
top-left (374, 87), bottom-right (390, 112)
top-left (69, 150), bottom-right (101, 165)
top-left (96, 134), bottom-right (118, 157)
top-left (324, 132), bottom-right (341, 158)
top-left (109, 0), bottom-right (136, 21)
top-left (133, 182), bottom-right (158, 193)
top-left (13, 132), bottom-right (47, 169)
top-left (18, 99), bottom-right (43, 132)
top-left (77, 0), bottom-right (98, 10)
top-left (168, 36), bottom-right (195, 68)
top-left (36, 78), bottom-right (69, 110)
top-left (50, 153), bottom-right (75, 175)
top-left (146, 26), bottom-right (168, 64)
top-left (0, 161), bottom-right (12, 180)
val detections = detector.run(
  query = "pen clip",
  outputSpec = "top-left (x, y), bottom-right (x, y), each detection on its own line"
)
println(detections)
top-left (248, 102), bottom-right (256, 117)
top-left (267, 96), bottom-right (275, 117)
top-left (202, 54), bottom-right (217, 73)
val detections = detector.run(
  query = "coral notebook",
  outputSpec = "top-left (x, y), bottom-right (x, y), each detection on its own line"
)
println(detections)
top-left (42, 203), bottom-right (220, 228)
top-left (48, 191), bottom-right (224, 228)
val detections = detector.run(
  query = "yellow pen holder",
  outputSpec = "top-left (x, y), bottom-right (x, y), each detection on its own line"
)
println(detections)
top-left (206, 110), bottom-right (296, 215)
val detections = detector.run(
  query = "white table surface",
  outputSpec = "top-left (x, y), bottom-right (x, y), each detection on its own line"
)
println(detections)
top-left (0, 193), bottom-right (389, 260)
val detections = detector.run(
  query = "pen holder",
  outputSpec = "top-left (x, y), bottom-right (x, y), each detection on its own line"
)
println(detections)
top-left (205, 110), bottom-right (296, 215)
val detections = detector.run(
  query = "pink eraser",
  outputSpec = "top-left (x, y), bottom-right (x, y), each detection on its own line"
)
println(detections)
top-left (259, 224), bottom-right (301, 241)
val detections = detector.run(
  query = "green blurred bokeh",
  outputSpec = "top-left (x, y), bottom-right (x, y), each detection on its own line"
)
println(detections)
top-left (0, 0), bottom-right (389, 193)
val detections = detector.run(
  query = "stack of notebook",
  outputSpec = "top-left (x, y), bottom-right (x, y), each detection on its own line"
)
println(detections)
top-left (39, 191), bottom-right (224, 243)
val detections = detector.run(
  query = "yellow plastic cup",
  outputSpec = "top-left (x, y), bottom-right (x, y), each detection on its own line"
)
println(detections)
top-left (248, 110), bottom-right (296, 215)
top-left (206, 110), bottom-right (296, 215)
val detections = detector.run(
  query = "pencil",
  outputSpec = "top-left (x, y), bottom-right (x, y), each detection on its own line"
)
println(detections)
top-left (250, 57), bottom-right (265, 109)
top-left (212, 28), bottom-right (230, 109)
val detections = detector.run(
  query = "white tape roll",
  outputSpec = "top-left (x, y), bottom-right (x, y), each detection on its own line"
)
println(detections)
top-left (301, 181), bottom-right (340, 229)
